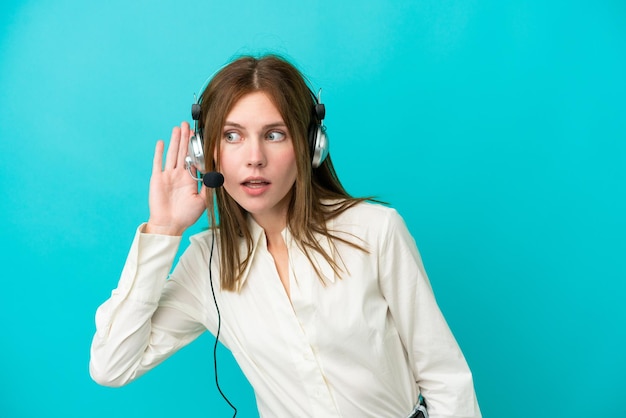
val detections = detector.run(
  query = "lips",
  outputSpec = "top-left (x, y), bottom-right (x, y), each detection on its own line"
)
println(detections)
top-left (241, 177), bottom-right (271, 190)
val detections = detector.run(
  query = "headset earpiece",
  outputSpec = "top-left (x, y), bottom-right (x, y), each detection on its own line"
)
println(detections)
top-left (185, 101), bottom-right (206, 174)
top-left (308, 90), bottom-right (329, 168)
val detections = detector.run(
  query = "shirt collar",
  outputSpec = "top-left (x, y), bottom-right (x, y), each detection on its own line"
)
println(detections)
top-left (235, 216), bottom-right (265, 291)
top-left (236, 215), bottom-right (337, 291)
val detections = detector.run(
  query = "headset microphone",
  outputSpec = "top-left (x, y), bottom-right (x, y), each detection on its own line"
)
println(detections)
top-left (202, 171), bottom-right (224, 188)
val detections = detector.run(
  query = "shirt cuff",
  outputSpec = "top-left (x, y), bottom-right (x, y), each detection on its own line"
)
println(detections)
top-left (115, 223), bottom-right (183, 304)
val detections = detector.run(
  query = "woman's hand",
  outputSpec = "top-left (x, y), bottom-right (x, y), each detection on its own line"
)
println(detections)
top-left (145, 122), bottom-right (207, 236)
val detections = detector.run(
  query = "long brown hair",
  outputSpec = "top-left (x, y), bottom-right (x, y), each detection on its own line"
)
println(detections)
top-left (199, 54), bottom-right (368, 291)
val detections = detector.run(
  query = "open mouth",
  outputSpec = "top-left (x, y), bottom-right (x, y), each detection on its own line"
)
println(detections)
top-left (242, 179), bottom-right (270, 188)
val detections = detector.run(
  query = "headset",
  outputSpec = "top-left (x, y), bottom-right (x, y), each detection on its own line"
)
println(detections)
top-left (184, 83), bottom-right (329, 181)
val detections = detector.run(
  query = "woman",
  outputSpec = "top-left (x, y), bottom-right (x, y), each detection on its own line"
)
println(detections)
top-left (89, 54), bottom-right (481, 418)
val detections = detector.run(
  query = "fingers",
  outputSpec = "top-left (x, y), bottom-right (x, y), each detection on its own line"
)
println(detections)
top-left (164, 126), bottom-right (181, 170)
top-left (164, 122), bottom-right (191, 170)
top-left (178, 122), bottom-right (191, 169)
top-left (152, 140), bottom-right (165, 174)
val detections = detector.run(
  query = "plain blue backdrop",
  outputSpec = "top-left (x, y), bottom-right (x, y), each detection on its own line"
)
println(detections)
top-left (1, 0), bottom-right (625, 417)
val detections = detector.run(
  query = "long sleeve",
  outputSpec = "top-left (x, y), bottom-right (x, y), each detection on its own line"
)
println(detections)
top-left (378, 211), bottom-right (481, 418)
top-left (89, 225), bottom-right (207, 387)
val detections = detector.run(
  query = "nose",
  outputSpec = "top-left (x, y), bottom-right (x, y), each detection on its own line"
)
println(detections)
top-left (246, 137), bottom-right (266, 167)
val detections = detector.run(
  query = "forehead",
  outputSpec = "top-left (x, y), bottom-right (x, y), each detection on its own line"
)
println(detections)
top-left (226, 91), bottom-right (284, 124)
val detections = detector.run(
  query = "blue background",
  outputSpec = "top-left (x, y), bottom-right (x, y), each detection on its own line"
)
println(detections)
top-left (1, 0), bottom-right (625, 417)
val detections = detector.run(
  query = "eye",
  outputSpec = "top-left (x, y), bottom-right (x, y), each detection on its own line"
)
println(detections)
top-left (224, 131), bottom-right (242, 142)
top-left (266, 131), bottom-right (286, 141)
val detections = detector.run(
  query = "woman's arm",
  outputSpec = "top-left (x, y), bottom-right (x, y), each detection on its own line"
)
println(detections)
top-left (378, 210), bottom-right (481, 418)
top-left (89, 227), bottom-right (207, 387)
top-left (90, 123), bottom-right (210, 386)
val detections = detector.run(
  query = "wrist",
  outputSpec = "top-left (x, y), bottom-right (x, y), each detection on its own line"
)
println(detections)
top-left (144, 221), bottom-right (185, 236)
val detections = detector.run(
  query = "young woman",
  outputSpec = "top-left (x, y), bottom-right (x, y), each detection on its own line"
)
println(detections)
top-left (89, 54), bottom-right (481, 418)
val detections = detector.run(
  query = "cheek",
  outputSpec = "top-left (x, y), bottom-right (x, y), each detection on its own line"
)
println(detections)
top-left (217, 151), bottom-right (239, 194)
top-left (277, 148), bottom-right (298, 174)
top-left (218, 148), bottom-right (236, 173)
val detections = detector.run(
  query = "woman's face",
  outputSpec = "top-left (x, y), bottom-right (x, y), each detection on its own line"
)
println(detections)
top-left (217, 91), bottom-right (297, 228)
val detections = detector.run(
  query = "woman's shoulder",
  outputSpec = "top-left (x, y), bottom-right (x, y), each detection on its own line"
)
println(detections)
top-left (334, 200), bottom-right (401, 223)
top-left (328, 200), bottom-right (406, 239)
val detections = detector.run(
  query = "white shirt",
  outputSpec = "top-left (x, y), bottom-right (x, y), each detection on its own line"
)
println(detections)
top-left (90, 202), bottom-right (481, 418)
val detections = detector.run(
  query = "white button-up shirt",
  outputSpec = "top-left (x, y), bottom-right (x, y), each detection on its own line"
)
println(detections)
top-left (90, 203), bottom-right (481, 417)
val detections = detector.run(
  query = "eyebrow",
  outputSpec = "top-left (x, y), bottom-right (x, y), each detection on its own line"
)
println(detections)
top-left (224, 121), bottom-right (288, 130)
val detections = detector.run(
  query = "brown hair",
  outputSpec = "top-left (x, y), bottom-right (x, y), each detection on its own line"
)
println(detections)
top-left (199, 54), bottom-right (368, 291)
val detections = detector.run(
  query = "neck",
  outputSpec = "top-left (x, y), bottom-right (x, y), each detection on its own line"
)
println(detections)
top-left (250, 191), bottom-right (292, 238)
top-left (252, 211), bottom-right (287, 239)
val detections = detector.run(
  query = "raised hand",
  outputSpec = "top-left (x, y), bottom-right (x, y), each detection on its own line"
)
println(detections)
top-left (145, 122), bottom-right (207, 235)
